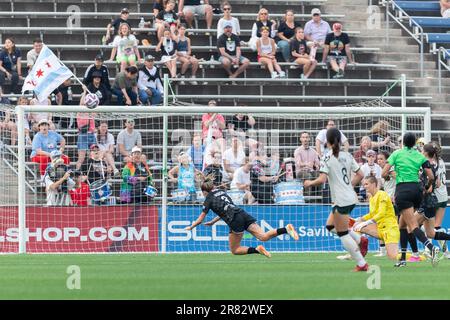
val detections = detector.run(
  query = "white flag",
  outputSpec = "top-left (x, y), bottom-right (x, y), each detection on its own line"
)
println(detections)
top-left (22, 45), bottom-right (74, 102)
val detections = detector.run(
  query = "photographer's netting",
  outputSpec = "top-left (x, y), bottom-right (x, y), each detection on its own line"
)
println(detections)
top-left (0, 104), bottom-right (429, 253)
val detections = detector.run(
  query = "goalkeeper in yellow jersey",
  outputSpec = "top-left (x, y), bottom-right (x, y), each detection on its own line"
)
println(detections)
top-left (352, 176), bottom-right (400, 261)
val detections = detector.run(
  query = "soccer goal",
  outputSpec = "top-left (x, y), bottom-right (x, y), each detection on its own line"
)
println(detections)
top-left (0, 103), bottom-right (430, 254)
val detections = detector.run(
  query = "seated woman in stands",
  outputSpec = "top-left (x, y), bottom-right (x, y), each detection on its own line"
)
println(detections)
top-left (156, 28), bottom-right (178, 78)
top-left (248, 8), bottom-right (277, 52)
top-left (290, 27), bottom-right (317, 79)
top-left (109, 23), bottom-right (141, 73)
top-left (176, 24), bottom-right (199, 85)
top-left (256, 26), bottom-right (286, 79)
top-left (96, 121), bottom-right (119, 176)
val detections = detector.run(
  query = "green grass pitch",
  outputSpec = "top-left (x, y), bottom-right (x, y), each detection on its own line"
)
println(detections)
top-left (1, 253), bottom-right (450, 299)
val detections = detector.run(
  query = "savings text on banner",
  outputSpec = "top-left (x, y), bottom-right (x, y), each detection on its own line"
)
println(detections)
top-left (21, 45), bottom-right (74, 102)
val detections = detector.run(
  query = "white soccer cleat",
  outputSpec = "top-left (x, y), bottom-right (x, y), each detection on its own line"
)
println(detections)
top-left (256, 245), bottom-right (271, 258)
top-left (286, 224), bottom-right (299, 241)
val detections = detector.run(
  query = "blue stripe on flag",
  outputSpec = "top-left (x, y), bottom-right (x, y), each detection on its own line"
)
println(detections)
top-left (33, 65), bottom-right (72, 96)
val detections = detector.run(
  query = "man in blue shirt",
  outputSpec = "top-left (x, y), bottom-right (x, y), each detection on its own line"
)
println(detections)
top-left (31, 119), bottom-right (70, 178)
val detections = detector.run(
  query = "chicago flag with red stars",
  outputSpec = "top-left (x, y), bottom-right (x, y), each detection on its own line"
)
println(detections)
top-left (21, 44), bottom-right (74, 102)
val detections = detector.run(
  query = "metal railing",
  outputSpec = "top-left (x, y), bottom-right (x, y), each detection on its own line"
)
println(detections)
top-left (438, 46), bottom-right (450, 94)
top-left (384, 0), bottom-right (425, 77)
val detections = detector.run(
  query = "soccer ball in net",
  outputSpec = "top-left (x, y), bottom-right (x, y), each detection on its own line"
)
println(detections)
top-left (85, 93), bottom-right (100, 109)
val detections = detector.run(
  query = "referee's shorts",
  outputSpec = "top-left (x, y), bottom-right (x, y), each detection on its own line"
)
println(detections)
top-left (395, 182), bottom-right (423, 212)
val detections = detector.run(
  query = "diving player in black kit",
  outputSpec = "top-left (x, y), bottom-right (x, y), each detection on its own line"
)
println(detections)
top-left (185, 175), bottom-right (299, 258)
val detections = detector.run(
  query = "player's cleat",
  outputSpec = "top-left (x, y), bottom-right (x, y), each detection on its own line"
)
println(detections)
top-left (353, 263), bottom-right (369, 272)
top-left (286, 224), bottom-right (299, 241)
top-left (336, 253), bottom-right (352, 260)
top-left (394, 261), bottom-right (407, 268)
top-left (431, 247), bottom-right (440, 267)
top-left (359, 236), bottom-right (369, 257)
top-left (408, 255), bottom-right (421, 262)
top-left (438, 239), bottom-right (447, 253)
top-left (256, 245), bottom-right (271, 258)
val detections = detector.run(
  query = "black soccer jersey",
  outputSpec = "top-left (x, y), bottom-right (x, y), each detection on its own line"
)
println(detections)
top-left (420, 161), bottom-right (438, 192)
top-left (202, 189), bottom-right (239, 225)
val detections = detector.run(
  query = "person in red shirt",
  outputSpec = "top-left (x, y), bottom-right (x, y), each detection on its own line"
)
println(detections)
top-left (69, 170), bottom-right (91, 206)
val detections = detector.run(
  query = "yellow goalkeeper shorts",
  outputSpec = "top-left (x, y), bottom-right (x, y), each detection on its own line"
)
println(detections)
top-left (378, 225), bottom-right (400, 244)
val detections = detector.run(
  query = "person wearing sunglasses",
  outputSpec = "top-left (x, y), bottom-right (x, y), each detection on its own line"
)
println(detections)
top-left (248, 8), bottom-right (277, 52)
top-left (217, 2), bottom-right (241, 39)
top-left (303, 8), bottom-right (331, 61)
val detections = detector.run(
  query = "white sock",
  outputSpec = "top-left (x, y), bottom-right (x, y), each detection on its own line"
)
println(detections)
top-left (340, 234), bottom-right (367, 267)
top-left (348, 229), bottom-right (361, 244)
top-left (380, 246), bottom-right (386, 254)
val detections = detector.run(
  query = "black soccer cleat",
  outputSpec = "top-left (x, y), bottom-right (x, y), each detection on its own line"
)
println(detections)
top-left (394, 261), bottom-right (406, 268)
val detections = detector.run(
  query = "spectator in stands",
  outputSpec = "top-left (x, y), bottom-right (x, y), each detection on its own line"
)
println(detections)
top-left (223, 134), bottom-right (246, 181)
top-left (322, 23), bottom-right (354, 79)
top-left (105, 8), bottom-right (132, 44)
top-left (230, 157), bottom-right (255, 204)
top-left (112, 66), bottom-right (140, 106)
top-left (69, 170), bottom-right (91, 206)
top-left (369, 120), bottom-right (396, 152)
top-left (117, 118), bottom-right (143, 162)
top-left (304, 8), bottom-right (331, 61)
top-left (178, 0), bottom-right (213, 32)
top-left (257, 26), bottom-right (286, 79)
top-left (250, 158), bottom-right (278, 204)
top-left (277, 9), bottom-right (301, 62)
top-left (441, 0), bottom-right (450, 18)
top-left (156, 0), bottom-right (179, 39)
top-left (110, 23), bottom-right (141, 72)
top-left (168, 151), bottom-right (203, 200)
top-left (176, 24), bottom-right (199, 85)
top-left (291, 27), bottom-right (317, 79)
top-left (0, 38), bottom-right (22, 94)
top-left (31, 119), bottom-right (70, 178)
top-left (315, 119), bottom-right (349, 158)
top-left (83, 54), bottom-right (112, 93)
top-left (0, 90), bottom-right (17, 145)
top-left (294, 131), bottom-right (320, 179)
top-left (87, 71), bottom-right (110, 106)
top-left (75, 109), bottom-right (96, 171)
top-left (26, 38), bottom-right (43, 70)
top-left (153, 0), bottom-right (167, 17)
top-left (359, 149), bottom-right (382, 200)
top-left (217, 2), bottom-right (240, 39)
top-left (203, 151), bottom-right (224, 187)
top-left (29, 96), bottom-right (55, 132)
top-left (96, 121), bottom-right (119, 175)
top-left (201, 100), bottom-right (226, 142)
top-left (156, 28), bottom-right (178, 78)
top-left (248, 8), bottom-right (277, 52)
top-left (227, 112), bottom-right (255, 138)
top-left (138, 55), bottom-right (164, 106)
top-left (17, 96), bottom-right (32, 145)
top-left (353, 136), bottom-right (372, 165)
top-left (217, 23), bottom-right (250, 79)
top-left (83, 144), bottom-right (111, 184)
top-left (186, 133), bottom-right (205, 171)
top-left (120, 146), bottom-right (154, 204)
top-left (44, 150), bottom-right (75, 206)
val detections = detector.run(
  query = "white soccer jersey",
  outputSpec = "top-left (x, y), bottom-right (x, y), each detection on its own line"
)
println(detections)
top-left (434, 158), bottom-right (448, 203)
top-left (320, 150), bottom-right (360, 207)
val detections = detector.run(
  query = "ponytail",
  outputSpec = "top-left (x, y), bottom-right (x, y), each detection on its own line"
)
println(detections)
top-left (326, 127), bottom-right (342, 158)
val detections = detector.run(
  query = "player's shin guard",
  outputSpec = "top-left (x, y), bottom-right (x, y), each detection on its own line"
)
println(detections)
top-left (337, 231), bottom-right (366, 267)
top-left (348, 229), bottom-right (361, 244)
top-left (400, 228), bottom-right (408, 261)
top-left (408, 232), bottom-right (419, 254)
top-left (413, 227), bottom-right (434, 251)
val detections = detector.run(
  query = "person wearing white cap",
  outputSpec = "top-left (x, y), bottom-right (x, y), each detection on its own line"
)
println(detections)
top-left (120, 146), bottom-right (154, 204)
top-left (303, 8), bottom-right (331, 60)
top-left (138, 54), bottom-right (164, 106)
top-left (31, 118), bottom-right (69, 179)
top-left (217, 22), bottom-right (250, 79)
top-left (43, 149), bottom-right (75, 206)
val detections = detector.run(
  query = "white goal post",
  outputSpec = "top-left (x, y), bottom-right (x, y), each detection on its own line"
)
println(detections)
top-left (12, 104), bottom-right (430, 254)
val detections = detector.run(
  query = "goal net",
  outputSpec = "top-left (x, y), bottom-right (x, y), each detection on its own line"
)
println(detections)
top-left (0, 104), bottom-right (430, 253)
